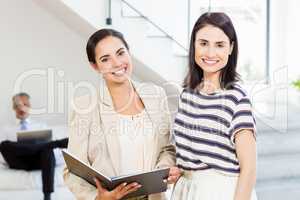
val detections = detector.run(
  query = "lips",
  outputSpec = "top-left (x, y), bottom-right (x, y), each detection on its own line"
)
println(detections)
top-left (202, 58), bottom-right (219, 65)
top-left (111, 67), bottom-right (127, 76)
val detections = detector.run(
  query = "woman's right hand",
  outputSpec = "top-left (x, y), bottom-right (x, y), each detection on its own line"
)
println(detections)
top-left (94, 178), bottom-right (142, 200)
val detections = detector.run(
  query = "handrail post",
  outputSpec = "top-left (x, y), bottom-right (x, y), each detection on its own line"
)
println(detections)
top-left (208, 0), bottom-right (212, 12)
top-left (106, 0), bottom-right (112, 25)
top-left (187, 0), bottom-right (191, 48)
top-left (266, 0), bottom-right (270, 84)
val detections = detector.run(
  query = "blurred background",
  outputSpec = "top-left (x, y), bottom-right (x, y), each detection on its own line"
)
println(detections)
top-left (0, 0), bottom-right (299, 199)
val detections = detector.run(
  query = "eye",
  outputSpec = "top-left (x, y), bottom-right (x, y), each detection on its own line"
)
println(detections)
top-left (118, 51), bottom-right (125, 56)
top-left (199, 41), bottom-right (207, 46)
top-left (217, 44), bottom-right (224, 48)
top-left (101, 58), bottom-right (108, 63)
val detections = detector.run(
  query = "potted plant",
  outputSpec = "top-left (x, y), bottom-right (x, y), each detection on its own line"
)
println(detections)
top-left (291, 78), bottom-right (300, 105)
top-left (292, 79), bottom-right (300, 91)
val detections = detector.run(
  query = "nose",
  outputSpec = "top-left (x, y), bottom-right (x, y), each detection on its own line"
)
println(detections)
top-left (206, 46), bottom-right (216, 58)
top-left (111, 56), bottom-right (122, 67)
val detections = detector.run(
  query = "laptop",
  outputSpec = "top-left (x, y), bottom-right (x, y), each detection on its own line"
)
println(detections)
top-left (17, 129), bottom-right (52, 143)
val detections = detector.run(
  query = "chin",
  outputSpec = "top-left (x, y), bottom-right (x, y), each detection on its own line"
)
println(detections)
top-left (201, 65), bottom-right (224, 73)
top-left (202, 68), bottom-right (221, 74)
top-left (116, 73), bottom-right (132, 82)
top-left (111, 77), bottom-right (130, 85)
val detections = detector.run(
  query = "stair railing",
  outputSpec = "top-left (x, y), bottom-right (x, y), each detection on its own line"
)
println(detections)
top-left (108, 0), bottom-right (189, 52)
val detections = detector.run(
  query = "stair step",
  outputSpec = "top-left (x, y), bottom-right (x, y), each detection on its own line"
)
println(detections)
top-left (256, 116), bottom-right (300, 134)
top-left (256, 178), bottom-right (300, 200)
top-left (172, 42), bottom-right (189, 57)
top-left (253, 98), bottom-right (300, 133)
top-left (146, 21), bottom-right (169, 37)
top-left (121, 1), bottom-right (141, 17)
top-left (257, 153), bottom-right (300, 181)
top-left (121, 0), bottom-right (172, 38)
top-left (257, 131), bottom-right (300, 156)
top-left (130, 36), bottom-right (187, 83)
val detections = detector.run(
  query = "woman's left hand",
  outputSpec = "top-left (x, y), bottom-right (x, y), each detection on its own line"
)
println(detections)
top-left (166, 166), bottom-right (182, 184)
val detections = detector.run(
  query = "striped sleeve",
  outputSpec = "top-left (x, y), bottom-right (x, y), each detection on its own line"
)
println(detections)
top-left (229, 96), bottom-right (256, 144)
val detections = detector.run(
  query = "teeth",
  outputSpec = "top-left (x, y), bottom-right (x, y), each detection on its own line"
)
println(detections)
top-left (203, 59), bottom-right (218, 64)
top-left (113, 68), bottom-right (126, 75)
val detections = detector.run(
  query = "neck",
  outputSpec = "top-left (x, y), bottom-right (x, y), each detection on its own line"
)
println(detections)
top-left (20, 117), bottom-right (29, 121)
top-left (106, 79), bottom-right (135, 106)
top-left (106, 79), bottom-right (132, 95)
top-left (201, 71), bottom-right (221, 93)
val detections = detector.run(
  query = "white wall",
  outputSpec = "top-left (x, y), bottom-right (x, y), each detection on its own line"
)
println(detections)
top-left (60, 0), bottom-right (107, 29)
top-left (269, 0), bottom-right (300, 84)
top-left (269, 0), bottom-right (288, 84)
top-left (0, 0), bottom-right (100, 126)
top-left (287, 0), bottom-right (300, 81)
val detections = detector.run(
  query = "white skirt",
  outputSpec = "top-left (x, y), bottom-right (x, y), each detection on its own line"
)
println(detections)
top-left (170, 169), bottom-right (257, 200)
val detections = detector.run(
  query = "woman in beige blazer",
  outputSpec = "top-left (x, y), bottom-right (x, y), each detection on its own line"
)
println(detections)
top-left (63, 29), bottom-right (181, 200)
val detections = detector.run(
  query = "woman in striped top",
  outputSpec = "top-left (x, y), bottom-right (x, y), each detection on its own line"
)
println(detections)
top-left (171, 12), bottom-right (257, 200)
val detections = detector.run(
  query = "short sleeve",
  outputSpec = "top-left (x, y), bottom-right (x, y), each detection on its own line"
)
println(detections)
top-left (229, 96), bottom-right (256, 145)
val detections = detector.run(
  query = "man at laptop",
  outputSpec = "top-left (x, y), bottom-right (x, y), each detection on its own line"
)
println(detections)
top-left (0, 92), bottom-right (68, 200)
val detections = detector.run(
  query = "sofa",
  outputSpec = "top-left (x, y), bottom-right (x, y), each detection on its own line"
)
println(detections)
top-left (0, 125), bottom-right (74, 200)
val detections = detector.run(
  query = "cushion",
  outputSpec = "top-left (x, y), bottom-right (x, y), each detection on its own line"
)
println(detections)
top-left (0, 165), bottom-right (65, 190)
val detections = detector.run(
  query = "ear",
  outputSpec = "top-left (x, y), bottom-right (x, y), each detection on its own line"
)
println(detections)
top-left (90, 62), bottom-right (99, 72)
top-left (229, 42), bottom-right (234, 55)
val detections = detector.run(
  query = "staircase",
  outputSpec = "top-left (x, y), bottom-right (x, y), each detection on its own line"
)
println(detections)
top-left (110, 0), bottom-right (189, 86)
top-left (32, 0), bottom-right (300, 199)
top-left (255, 90), bottom-right (300, 200)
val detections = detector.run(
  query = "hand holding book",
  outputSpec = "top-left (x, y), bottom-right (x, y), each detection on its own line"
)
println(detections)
top-left (93, 167), bottom-right (183, 200)
top-left (166, 167), bottom-right (182, 184)
top-left (62, 150), bottom-right (172, 199)
top-left (94, 178), bottom-right (142, 200)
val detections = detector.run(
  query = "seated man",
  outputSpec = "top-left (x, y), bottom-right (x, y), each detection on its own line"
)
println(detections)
top-left (0, 92), bottom-right (68, 200)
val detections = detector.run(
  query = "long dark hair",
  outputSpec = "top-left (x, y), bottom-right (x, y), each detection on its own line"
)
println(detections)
top-left (183, 12), bottom-right (240, 90)
top-left (86, 28), bottom-right (129, 64)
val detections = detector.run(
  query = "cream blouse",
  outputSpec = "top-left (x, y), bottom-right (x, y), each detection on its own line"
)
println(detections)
top-left (117, 109), bottom-right (154, 175)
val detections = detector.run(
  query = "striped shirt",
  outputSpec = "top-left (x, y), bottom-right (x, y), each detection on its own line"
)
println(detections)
top-left (173, 85), bottom-right (256, 176)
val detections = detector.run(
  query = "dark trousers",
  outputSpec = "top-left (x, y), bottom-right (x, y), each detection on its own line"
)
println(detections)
top-left (0, 141), bottom-right (56, 194)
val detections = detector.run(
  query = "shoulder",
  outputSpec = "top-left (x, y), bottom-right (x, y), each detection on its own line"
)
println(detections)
top-left (134, 81), bottom-right (165, 97)
top-left (69, 94), bottom-right (99, 122)
top-left (226, 84), bottom-right (250, 102)
top-left (134, 82), bottom-right (169, 114)
top-left (72, 94), bottom-right (96, 108)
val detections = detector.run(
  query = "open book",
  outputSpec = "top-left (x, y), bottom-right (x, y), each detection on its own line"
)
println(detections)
top-left (62, 150), bottom-right (170, 199)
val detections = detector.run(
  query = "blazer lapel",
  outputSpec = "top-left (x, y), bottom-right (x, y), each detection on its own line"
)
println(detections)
top-left (101, 111), bottom-right (121, 176)
top-left (98, 80), bottom-right (162, 174)
top-left (133, 82), bottom-right (161, 170)
top-left (98, 81), bottom-right (121, 175)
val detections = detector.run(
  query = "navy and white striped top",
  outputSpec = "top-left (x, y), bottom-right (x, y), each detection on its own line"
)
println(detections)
top-left (173, 84), bottom-right (256, 176)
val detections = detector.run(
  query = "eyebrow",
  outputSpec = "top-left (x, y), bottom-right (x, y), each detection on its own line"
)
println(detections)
top-left (116, 47), bottom-right (125, 54)
top-left (197, 39), bottom-right (227, 44)
top-left (99, 47), bottom-right (125, 60)
top-left (99, 54), bottom-right (109, 60)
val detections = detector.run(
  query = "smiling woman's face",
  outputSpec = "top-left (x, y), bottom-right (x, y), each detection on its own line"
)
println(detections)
top-left (92, 36), bottom-right (133, 84)
top-left (194, 25), bottom-right (233, 77)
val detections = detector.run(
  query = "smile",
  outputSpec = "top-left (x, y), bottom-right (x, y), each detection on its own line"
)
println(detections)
top-left (111, 67), bottom-right (127, 76)
top-left (202, 59), bottom-right (219, 65)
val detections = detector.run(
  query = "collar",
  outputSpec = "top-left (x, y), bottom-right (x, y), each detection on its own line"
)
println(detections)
top-left (16, 117), bottom-right (31, 125)
top-left (98, 79), bottom-right (159, 116)
top-left (98, 78), bottom-right (141, 107)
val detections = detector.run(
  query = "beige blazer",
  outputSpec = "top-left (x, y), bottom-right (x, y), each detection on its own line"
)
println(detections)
top-left (63, 81), bottom-right (176, 200)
